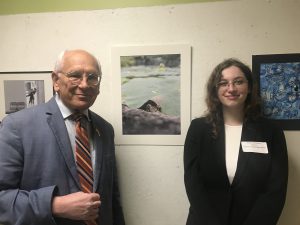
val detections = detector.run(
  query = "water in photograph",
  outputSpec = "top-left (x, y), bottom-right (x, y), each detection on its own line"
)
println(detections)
top-left (121, 65), bottom-right (180, 117)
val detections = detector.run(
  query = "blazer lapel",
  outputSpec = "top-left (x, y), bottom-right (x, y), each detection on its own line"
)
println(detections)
top-left (215, 124), bottom-right (232, 187)
top-left (46, 98), bottom-right (81, 190)
top-left (90, 112), bottom-right (104, 192)
top-left (231, 120), bottom-right (257, 187)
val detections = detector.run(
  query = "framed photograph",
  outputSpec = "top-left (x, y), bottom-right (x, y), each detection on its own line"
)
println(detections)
top-left (252, 53), bottom-right (300, 130)
top-left (0, 71), bottom-right (53, 120)
top-left (111, 44), bottom-right (191, 145)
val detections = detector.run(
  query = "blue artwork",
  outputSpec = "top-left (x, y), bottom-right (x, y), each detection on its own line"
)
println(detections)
top-left (260, 62), bottom-right (300, 120)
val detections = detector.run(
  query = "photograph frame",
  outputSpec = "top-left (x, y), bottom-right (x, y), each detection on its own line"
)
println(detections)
top-left (0, 71), bottom-right (53, 120)
top-left (111, 44), bottom-right (191, 145)
top-left (252, 53), bottom-right (300, 130)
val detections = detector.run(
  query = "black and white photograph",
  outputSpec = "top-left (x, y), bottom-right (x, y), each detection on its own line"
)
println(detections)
top-left (0, 72), bottom-right (53, 120)
top-left (4, 80), bottom-right (45, 114)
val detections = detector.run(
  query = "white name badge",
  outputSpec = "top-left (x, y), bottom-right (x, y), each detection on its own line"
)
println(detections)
top-left (241, 142), bottom-right (268, 154)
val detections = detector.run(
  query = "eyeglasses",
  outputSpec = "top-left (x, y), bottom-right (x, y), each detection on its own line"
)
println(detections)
top-left (59, 70), bottom-right (101, 86)
top-left (216, 79), bottom-right (248, 89)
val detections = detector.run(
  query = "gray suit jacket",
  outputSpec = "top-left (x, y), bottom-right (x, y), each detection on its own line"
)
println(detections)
top-left (0, 97), bottom-right (125, 225)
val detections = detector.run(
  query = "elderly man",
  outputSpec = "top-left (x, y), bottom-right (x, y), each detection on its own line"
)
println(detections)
top-left (0, 49), bottom-right (125, 225)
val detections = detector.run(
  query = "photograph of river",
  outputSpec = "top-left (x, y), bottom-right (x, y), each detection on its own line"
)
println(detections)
top-left (121, 54), bottom-right (181, 135)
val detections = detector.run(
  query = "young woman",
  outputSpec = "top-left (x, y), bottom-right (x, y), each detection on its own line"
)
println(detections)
top-left (184, 58), bottom-right (288, 225)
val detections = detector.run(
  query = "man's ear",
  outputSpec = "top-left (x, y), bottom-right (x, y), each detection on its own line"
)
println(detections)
top-left (52, 72), bottom-right (60, 92)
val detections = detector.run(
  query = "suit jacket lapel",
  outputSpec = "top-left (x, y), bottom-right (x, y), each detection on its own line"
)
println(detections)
top-left (46, 97), bottom-right (81, 190)
top-left (90, 112), bottom-right (104, 192)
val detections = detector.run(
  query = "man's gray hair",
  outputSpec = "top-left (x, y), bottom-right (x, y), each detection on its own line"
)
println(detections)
top-left (53, 50), bottom-right (102, 75)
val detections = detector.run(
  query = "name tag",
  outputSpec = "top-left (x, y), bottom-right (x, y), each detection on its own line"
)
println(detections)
top-left (241, 142), bottom-right (268, 154)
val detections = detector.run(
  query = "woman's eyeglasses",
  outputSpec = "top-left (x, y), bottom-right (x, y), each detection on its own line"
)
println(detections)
top-left (216, 79), bottom-right (248, 89)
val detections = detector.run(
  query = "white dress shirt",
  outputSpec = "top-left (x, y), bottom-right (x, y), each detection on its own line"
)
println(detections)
top-left (55, 94), bottom-right (96, 177)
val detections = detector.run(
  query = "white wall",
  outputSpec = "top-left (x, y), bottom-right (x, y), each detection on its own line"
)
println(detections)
top-left (0, 0), bottom-right (299, 224)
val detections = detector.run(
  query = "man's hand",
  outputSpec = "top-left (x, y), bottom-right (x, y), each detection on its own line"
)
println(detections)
top-left (52, 191), bottom-right (101, 221)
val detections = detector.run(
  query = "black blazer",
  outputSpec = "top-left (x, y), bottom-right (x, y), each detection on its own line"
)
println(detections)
top-left (184, 117), bottom-right (288, 225)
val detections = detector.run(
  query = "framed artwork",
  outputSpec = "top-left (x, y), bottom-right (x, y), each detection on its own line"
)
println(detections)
top-left (111, 44), bottom-right (191, 145)
top-left (252, 53), bottom-right (300, 130)
top-left (0, 71), bottom-right (53, 120)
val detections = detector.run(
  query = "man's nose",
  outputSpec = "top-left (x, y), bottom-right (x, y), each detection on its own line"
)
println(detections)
top-left (78, 77), bottom-right (89, 88)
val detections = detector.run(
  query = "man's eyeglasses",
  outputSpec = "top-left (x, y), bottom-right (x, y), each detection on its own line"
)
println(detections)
top-left (59, 70), bottom-right (101, 86)
top-left (216, 79), bottom-right (248, 89)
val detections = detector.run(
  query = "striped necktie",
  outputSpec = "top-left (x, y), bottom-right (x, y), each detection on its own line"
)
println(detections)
top-left (73, 113), bottom-right (93, 193)
top-left (73, 113), bottom-right (98, 225)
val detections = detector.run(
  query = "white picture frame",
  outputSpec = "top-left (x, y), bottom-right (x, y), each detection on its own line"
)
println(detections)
top-left (0, 71), bottom-right (53, 120)
top-left (111, 44), bottom-right (191, 145)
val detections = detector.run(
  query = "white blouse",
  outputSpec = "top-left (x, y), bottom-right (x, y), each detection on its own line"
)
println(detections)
top-left (225, 124), bottom-right (242, 184)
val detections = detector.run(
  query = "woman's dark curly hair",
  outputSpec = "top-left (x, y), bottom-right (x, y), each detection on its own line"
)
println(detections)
top-left (205, 58), bottom-right (261, 137)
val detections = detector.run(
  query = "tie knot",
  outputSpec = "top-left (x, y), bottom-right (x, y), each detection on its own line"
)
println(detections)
top-left (70, 113), bottom-right (89, 130)
top-left (70, 113), bottom-right (86, 122)
top-left (71, 113), bottom-right (89, 132)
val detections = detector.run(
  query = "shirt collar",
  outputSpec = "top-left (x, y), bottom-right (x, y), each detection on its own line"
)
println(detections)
top-left (55, 94), bottom-right (90, 120)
